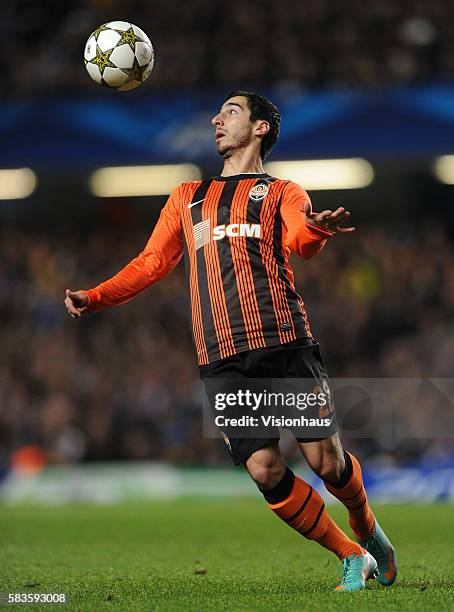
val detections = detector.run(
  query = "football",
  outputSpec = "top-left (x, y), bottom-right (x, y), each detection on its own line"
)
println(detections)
top-left (84, 21), bottom-right (154, 91)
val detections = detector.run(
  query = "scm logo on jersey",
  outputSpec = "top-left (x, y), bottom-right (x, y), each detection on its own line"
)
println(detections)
top-left (212, 223), bottom-right (261, 241)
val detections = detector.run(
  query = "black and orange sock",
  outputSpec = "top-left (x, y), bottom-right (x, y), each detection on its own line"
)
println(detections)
top-left (261, 468), bottom-right (363, 560)
top-left (323, 451), bottom-right (375, 540)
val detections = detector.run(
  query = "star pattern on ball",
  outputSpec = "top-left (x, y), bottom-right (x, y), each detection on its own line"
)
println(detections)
top-left (123, 58), bottom-right (145, 81)
top-left (117, 27), bottom-right (142, 51)
top-left (93, 23), bottom-right (109, 40)
top-left (92, 50), bottom-right (115, 75)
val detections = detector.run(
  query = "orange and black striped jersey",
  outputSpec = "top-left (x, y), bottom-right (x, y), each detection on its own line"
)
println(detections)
top-left (85, 173), bottom-right (333, 365)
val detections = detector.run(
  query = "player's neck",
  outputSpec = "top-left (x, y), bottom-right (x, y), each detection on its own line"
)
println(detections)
top-left (220, 149), bottom-right (265, 177)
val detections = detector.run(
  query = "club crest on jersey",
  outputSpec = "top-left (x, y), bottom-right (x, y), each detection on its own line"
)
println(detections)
top-left (249, 183), bottom-right (269, 202)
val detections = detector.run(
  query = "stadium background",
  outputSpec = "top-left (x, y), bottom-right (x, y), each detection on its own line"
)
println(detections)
top-left (1, 0), bottom-right (453, 498)
top-left (2, 3), bottom-right (454, 610)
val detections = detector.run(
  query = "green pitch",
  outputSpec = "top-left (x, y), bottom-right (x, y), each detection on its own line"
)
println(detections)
top-left (1, 500), bottom-right (453, 611)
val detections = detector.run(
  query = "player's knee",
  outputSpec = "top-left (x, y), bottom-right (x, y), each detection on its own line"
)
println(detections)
top-left (249, 465), bottom-right (285, 490)
top-left (245, 451), bottom-right (285, 490)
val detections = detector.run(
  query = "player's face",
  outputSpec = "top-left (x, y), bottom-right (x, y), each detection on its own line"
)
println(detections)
top-left (211, 96), bottom-right (254, 158)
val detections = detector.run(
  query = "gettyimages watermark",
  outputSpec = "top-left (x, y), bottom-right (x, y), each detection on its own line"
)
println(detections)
top-left (201, 378), bottom-right (454, 440)
top-left (202, 377), bottom-right (336, 439)
top-left (212, 385), bottom-right (333, 428)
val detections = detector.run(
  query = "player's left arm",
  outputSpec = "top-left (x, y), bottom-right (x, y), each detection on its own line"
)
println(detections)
top-left (280, 182), bottom-right (355, 259)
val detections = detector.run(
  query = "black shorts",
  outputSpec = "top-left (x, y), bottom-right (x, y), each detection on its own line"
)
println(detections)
top-left (199, 338), bottom-right (337, 465)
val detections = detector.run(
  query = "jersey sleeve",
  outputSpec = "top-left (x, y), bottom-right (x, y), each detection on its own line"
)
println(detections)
top-left (280, 181), bottom-right (334, 260)
top-left (85, 185), bottom-right (183, 312)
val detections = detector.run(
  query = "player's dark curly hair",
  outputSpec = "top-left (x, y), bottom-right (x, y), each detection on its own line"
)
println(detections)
top-left (224, 91), bottom-right (281, 160)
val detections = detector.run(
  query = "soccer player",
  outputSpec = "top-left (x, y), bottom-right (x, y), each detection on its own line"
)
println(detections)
top-left (65, 91), bottom-right (397, 592)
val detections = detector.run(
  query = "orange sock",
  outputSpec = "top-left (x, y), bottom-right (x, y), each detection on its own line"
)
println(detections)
top-left (268, 474), bottom-right (363, 560)
top-left (324, 452), bottom-right (375, 540)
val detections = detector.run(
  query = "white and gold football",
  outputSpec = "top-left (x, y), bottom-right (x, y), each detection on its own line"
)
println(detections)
top-left (84, 21), bottom-right (154, 91)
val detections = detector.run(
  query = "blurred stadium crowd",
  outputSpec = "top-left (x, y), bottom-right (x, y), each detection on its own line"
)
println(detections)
top-left (1, 218), bottom-right (452, 466)
top-left (1, 0), bottom-right (453, 471)
top-left (2, 0), bottom-right (453, 96)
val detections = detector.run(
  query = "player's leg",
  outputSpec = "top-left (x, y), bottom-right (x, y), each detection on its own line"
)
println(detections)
top-left (299, 435), bottom-right (397, 586)
top-left (299, 435), bottom-right (375, 539)
top-left (244, 442), bottom-right (378, 591)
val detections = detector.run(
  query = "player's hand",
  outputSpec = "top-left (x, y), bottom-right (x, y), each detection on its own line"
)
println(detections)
top-left (304, 202), bottom-right (355, 234)
top-left (64, 289), bottom-right (89, 319)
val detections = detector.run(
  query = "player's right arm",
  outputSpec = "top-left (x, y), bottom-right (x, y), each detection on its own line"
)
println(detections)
top-left (64, 185), bottom-right (183, 319)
